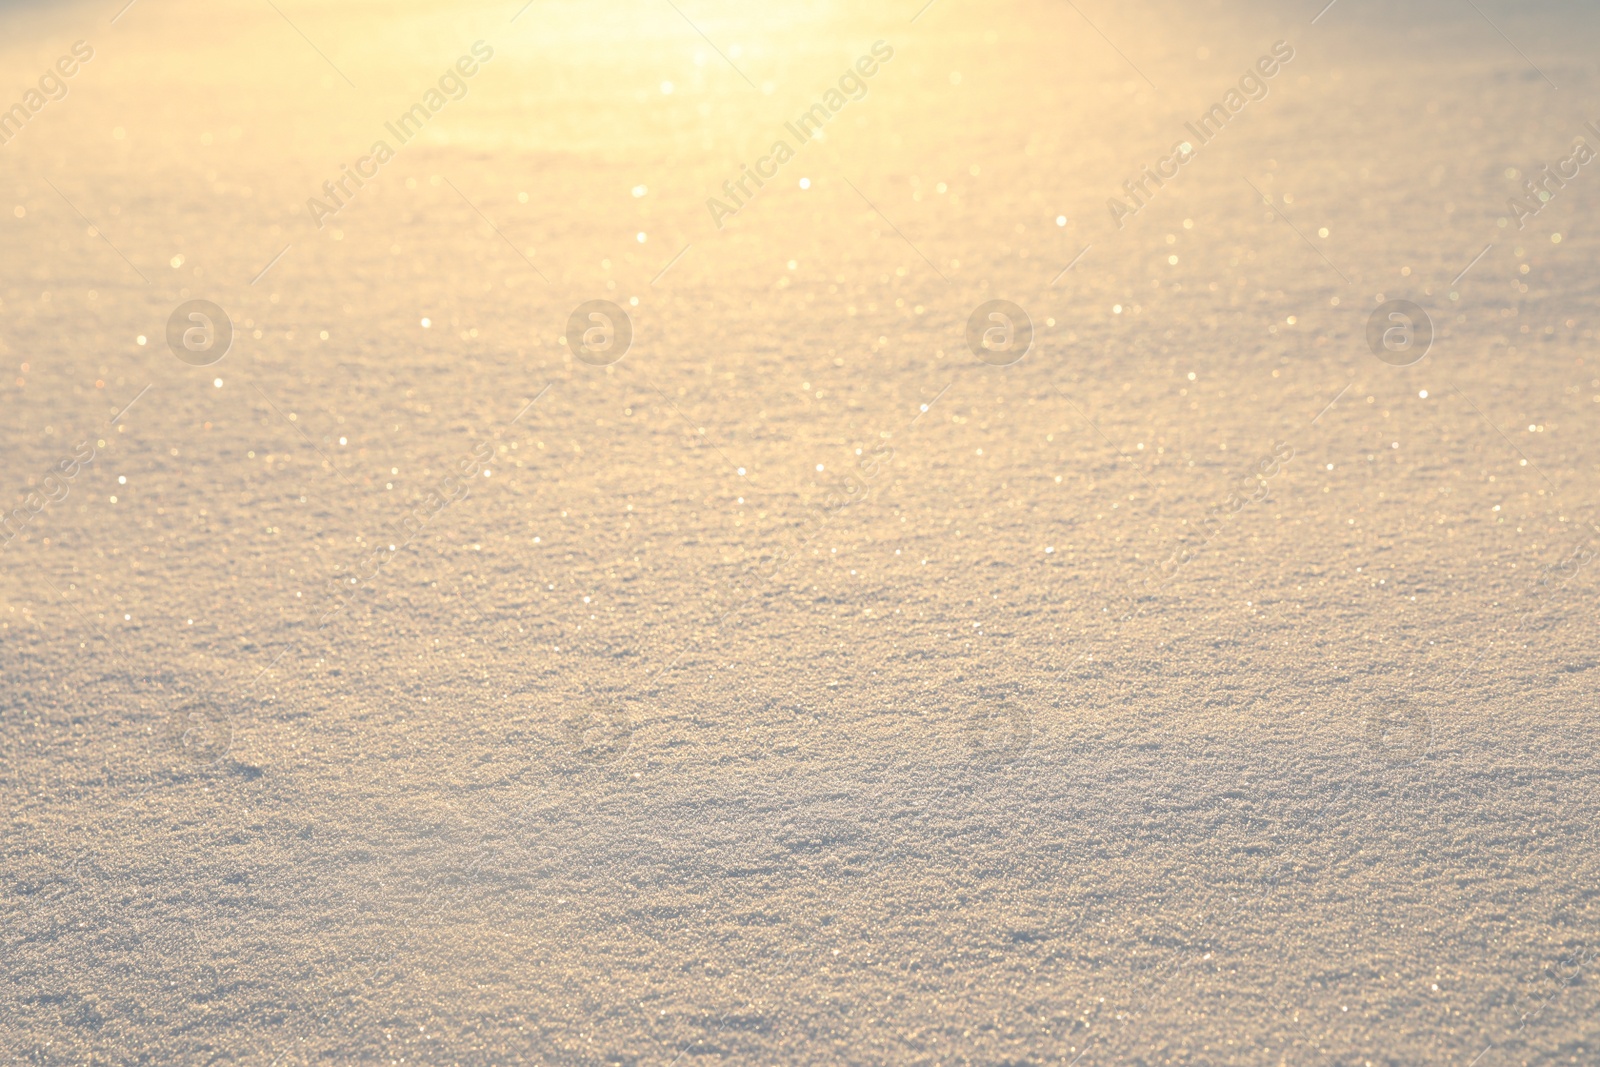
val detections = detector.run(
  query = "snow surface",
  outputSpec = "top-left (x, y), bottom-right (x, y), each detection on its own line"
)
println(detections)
top-left (2, 0), bottom-right (1598, 1063)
